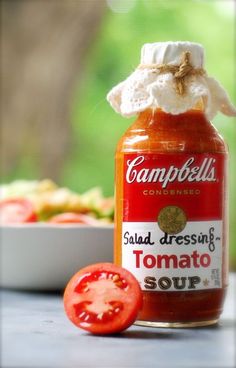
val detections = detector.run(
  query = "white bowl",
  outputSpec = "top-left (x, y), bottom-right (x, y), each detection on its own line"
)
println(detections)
top-left (1, 224), bottom-right (113, 290)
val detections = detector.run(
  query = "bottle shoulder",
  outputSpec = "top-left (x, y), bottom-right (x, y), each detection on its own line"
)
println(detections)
top-left (116, 111), bottom-right (227, 154)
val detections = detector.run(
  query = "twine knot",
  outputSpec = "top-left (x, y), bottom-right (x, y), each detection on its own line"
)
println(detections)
top-left (137, 51), bottom-right (205, 95)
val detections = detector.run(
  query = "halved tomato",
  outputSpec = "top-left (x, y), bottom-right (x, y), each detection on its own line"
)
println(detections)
top-left (63, 263), bottom-right (142, 335)
top-left (0, 198), bottom-right (38, 224)
top-left (49, 213), bottom-right (99, 225)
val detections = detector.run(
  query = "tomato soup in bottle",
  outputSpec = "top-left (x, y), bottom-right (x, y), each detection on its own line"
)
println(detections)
top-left (107, 42), bottom-right (236, 327)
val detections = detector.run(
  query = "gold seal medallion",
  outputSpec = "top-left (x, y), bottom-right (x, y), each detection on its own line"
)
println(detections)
top-left (158, 206), bottom-right (187, 234)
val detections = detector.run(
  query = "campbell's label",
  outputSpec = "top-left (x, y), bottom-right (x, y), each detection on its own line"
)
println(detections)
top-left (122, 153), bottom-right (227, 291)
top-left (126, 156), bottom-right (217, 187)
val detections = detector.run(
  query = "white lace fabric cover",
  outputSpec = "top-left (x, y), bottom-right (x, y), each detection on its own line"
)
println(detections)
top-left (107, 42), bottom-right (236, 120)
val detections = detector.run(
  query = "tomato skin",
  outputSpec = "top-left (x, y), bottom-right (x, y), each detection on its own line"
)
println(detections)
top-left (49, 213), bottom-right (99, 225)
top-left (0, 198), bottom-right (38, 224)
top-left (64, 263), bottom-right (143, 335)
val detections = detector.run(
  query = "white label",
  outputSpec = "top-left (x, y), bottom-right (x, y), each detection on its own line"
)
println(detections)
top-left (122, 221), bottom-right (222, 291)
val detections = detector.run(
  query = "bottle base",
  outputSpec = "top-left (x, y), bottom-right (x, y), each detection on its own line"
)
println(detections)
top-left (134, 319), bottom-right (219, 328)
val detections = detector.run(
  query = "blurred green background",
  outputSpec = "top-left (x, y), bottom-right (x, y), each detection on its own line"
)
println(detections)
top-left (1, 0), bottom-right (236, 266)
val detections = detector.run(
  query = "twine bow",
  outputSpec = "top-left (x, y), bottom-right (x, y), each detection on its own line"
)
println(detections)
top-left (137, 51), bottom-right (205, 95)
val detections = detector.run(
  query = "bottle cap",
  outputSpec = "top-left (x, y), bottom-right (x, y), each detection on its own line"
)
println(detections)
top-left (141, 41), bottom-right (204, 68)
top-left (107, 41), bottom-right (236, 119)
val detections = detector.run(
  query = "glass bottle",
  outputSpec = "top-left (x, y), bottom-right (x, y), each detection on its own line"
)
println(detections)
top-left (114, 108), bottom-right (228, 327)
top-left (107, 41), bottom-right (236, 327)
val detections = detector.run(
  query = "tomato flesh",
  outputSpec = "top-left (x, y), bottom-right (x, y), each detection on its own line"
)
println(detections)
top-left (49, 213), bottom-right (99, 225)
top-left (64, 263), bottom-right (142, 334)
top-left (0, 198), bottom-right (37, 224)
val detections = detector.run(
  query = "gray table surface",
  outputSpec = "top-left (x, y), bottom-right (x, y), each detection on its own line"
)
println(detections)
top-left (1, 275), bottom-right (235, 368)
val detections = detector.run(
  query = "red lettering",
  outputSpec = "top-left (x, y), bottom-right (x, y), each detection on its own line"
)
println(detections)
top-left (143, 255), bottom-right (156, 268)
top-left (200, 254), bottom-right (211, 267)
top-left (133, 250), bottom-right (211, 269)
top-left (157, 254), bottom-right (178, 269)
top-left (133, 250), bottom-right (143, 268)
top-left (191, 250), bottom-right (200, 268)
top-left (179, 255), bottom-right (191, 268)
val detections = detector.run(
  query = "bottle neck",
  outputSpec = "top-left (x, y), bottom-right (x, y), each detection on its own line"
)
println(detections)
top-left (138, 97), bottom-right (205, 122)
top-left (118, 107), bottom-right (226, 154)
top-left (136, 108), bottom-right (209, 130)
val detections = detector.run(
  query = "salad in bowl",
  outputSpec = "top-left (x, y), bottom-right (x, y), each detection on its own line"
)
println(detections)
top-left (0, 180), bottom-right (114, 225)
top-left (1, 180), bottom-right (114, 290)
